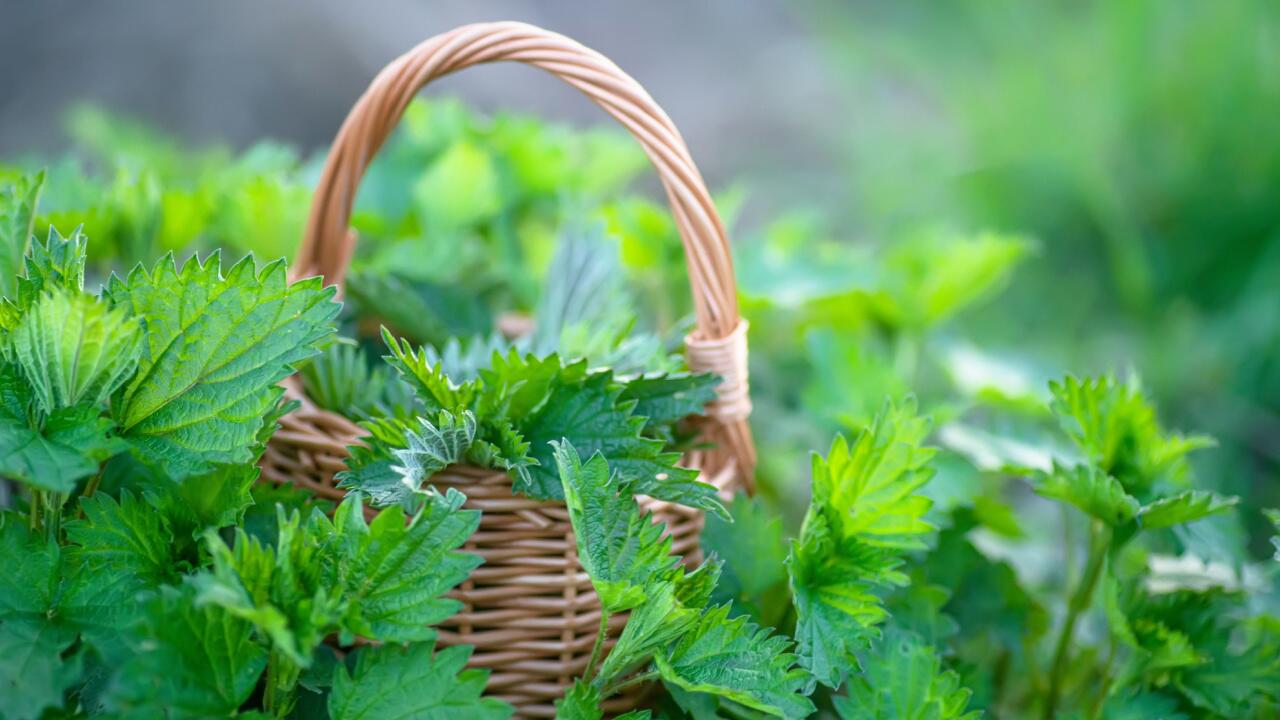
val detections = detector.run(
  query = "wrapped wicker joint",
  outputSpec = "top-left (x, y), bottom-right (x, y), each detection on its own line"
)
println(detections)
top-left (259, 21), bottom-right (755, 718)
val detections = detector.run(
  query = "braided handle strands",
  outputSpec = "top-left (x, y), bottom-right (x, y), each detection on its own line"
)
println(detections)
top-left (295, 21), bottom-right (756, 478)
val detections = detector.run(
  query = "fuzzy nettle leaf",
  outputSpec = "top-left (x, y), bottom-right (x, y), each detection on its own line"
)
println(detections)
top-left (554, 440), bottom-right (677, 613)
top-left (1034, 462), bottom-right (1140, 527)
top-left (655, 604), bottom-right (816, 719)
top-left (788, 398), bottom-right (939, 689)
top-left (329, 642), bottom-right (512, 720)
top-left (7, 289), bottom-right (142, 416)
top-left (106, 252), bottom-right (339, 479)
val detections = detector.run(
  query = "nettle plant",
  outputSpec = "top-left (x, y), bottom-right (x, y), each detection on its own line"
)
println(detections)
top-left (0, 175), bottom-right (514, 719)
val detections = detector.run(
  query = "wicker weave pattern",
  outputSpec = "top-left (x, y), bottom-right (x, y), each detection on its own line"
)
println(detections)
top-left (264, 21), bottom-right (754, 717)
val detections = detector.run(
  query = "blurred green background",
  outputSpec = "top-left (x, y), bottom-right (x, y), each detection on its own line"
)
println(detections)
top-left (2, 0), bottom-right (1277, 559)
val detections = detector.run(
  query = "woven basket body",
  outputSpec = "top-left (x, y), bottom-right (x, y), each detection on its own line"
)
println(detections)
top-left (261, 21), bottom-right (755, 718)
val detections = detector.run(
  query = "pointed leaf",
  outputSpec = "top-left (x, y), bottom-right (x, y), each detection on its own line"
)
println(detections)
top-left (1034, 463), bottom-right (1140, 526)
top-left (1138, 491), bottom-right (1238, 530)
top-left (328, 643), bottom-right (511, 720)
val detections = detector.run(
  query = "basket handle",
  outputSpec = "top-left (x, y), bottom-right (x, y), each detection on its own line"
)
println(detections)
top-left (296, 21), bottom-right (755, 479)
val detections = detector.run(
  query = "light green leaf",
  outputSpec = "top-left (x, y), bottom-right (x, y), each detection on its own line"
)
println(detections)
top-left (597, 580), bottom-right (699, 685)
top-left (1049, 375), bottom-right (1213, 496)
top-left (0, 170), bottom-right (44, 302)
top-left (8, 290), bottom-right (141, 415)
top-left (554, 681), bottom-right (606, 720)
top-left (329, 642), bottom-right (511, 720)
top-left (788, 399), bottom-right (939, 689)
top-left (554, 441), bottom-right (676, 613)
top-left (0, 618), bottom-right (80, 720)
top-left (787, 516), bottom-right (907, 689)
top-left (106, 253), bottom-right (338, 479)
top-left (108, 585), bottom-right (267, 719)
top-left (1034, 463), bottom-right (1140, 526)
top-left (655, 604), bottom-right (815, 719)
top-left (11, 226), bottom-right (89, 316)
top-left (1138, 491), bottom-right (1238, 530)
top-left (811, 399), bottom-right (937, 549)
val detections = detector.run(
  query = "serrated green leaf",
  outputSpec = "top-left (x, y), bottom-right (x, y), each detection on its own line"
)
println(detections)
top-left (1049, 375), bottom-right (1213, 497)
top-left (0, 171), bottom-right (44, 303)
top-left (61, 490), bottom-right (179, 651)
top-left (1138, 491), bottom-right (1238, 530)
top-left (812, 399), bottom-right (937, 549)
top-left (391, 410), bottom-right (476, 493)
top-left (597, 580), bottom-right (699, 685)
top-left (1034, 463), bottom-right (1140, 526)
top-left (381, 327), bottom-right (477, 413)
top-left (333, 489), bottom-right (482, 644)
top-left (617, 372), bottom-right (720, 427)
top-left (0, 402), bottom-right (122, 492)
top-left (523, 369), bottom-right (720, 516)
top-left (106, 253), bottom-right (338, 479)
top-left (0, 618), bottom-right (81, 720)
top-left (787, 515), bottom-right (908, 689)
top-left (655, 604), bottom-right (815, 719)
top-left (328, 642), bottom-right (511, 720)
top-left (299, 341), bottom-right (388, 418)
top-left (835, 630), bottom-right (980, 720)
top-left (789, 399), bottom-right (940, 689)
top-left (554, 441), bottom-right (677, 613)
top-left (0, 514), bottom-right (62, 621)
top-left (12, 226), bottom-right (89, 315)
top-left (108, 585), bottom-right (267, 719)
top-left (554, 680), bottom-right (605, 720)
top-left (195, 507), bottom-right (341, 667)
top-left (7, 290), bottom-right (141, 416)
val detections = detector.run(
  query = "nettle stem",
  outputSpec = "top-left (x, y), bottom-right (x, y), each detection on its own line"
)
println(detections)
top-left (264, 650), bottom-right (301, 718)
top-left (585, 609), bottom-right (610, 682)
top-left (603, 669), bottom-right (658, 698)
top-left (1044, 521), bottom-right (1109, 720)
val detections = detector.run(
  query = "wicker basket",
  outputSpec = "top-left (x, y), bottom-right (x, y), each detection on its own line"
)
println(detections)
top-left (260, 21), bottom-right (756, 718)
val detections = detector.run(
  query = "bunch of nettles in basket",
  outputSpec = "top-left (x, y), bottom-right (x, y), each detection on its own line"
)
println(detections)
top-left (318, 221), bottom-right (727, 516)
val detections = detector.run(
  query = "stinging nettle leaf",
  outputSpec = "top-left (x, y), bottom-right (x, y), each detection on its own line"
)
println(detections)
top-left (106, 252), bottom-right (338, 479)
top-left (108, 585), bottom-right (267, 719)
top-left (554, 440), bottom-right (677, 613)
top-left (328, 642), bottom-right (512, 720)
top-left (1034, 463), bottom-right (1140, 527)
top-left (0, 170), bottom-right (44, 303)
top-left (8, 289), bottom-right (142, 416)
top-left (654, 603), bottom-right (815, 719)
top-left (0, 618), bottom-right (81, 720)
top-left (391, 409), bottom-right (477, 495)
top-left (1138, 490), bottom-right (1238, 530)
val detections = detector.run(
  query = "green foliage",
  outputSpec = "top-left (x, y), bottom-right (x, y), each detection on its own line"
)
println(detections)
top-left (195, 491), bottom-right (481, 667)
top-left (340, 330), bottom-right (723, 516)
top-left (0, 618), bottom-right (81, 720)
top-left (1034, 463), bottom-right (1139, 527)
top-left (788, 399), bottom-right (937, 688)
top-left (108, 585), bottom-right (267, 718)
top-left (554, 441), bottom-right (813, 718)
top-left (329, 643), bottom-right (511, 720)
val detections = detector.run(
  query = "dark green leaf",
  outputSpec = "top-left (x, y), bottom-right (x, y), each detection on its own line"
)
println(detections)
top-left (328, 642), bottom-right (511, 720)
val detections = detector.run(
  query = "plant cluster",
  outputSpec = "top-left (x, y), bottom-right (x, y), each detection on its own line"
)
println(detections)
top-left (3, 95), bottom-right (1279, 720)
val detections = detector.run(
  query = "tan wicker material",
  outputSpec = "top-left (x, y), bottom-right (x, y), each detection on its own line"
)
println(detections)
top-left (262, 21), bottom-right (754, 717)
